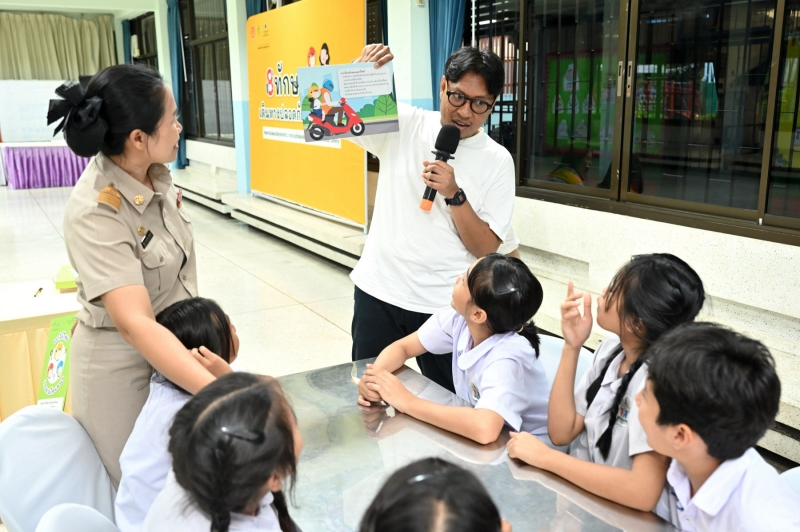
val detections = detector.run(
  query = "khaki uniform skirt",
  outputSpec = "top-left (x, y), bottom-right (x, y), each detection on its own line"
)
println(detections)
top-left (71, 323), bottom-right (152, 487)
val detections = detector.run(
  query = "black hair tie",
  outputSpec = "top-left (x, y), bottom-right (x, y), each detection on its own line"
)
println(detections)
top-left (47, 80), bottom-right (108, 157)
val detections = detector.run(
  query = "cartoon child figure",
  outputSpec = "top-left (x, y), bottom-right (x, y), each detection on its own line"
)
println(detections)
top-left (320, 43), bottom-right (330, 66)
top-left (56, 360), bottom-right (64, 379)
top-left (53, 342), bottom-right (65, 362)
top-left (47, 362), bottom-right (55, 383)
top-left (320, 79), bottom-right (344, 125)
top-left (308, 83), bottom-right (323, 120)
top-left (308, 47), bottom-right (316, 67)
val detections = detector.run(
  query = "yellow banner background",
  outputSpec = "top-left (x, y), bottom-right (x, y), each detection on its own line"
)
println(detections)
top-left (247, 0), bottom-right (366, 225)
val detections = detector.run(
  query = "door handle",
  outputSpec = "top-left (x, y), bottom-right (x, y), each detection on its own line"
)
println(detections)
top-left (626, 60), bottom-right (634, 97)
top-left (616, 61), bottom-right (624, 97)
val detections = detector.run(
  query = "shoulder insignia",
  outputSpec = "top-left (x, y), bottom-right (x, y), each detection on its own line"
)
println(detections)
top-left (97, 186), bottom-right (122, 212)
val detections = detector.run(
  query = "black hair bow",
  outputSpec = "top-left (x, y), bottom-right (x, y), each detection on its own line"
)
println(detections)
top-left (47, 80), bottom-right (108, 157)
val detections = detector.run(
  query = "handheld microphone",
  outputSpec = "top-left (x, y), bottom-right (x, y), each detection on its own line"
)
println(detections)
top-left (420, 124), bottom-right (461, 211)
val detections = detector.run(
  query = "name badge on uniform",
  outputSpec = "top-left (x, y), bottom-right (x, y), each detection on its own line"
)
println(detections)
top-left (470, 382), bottom-right (481, 401)
top-left (176, 188), bottom-right (183, 208)
top-left (141, 230), bottom-right (154, 249)
top-left (615, 395), bottom-right (631, 426)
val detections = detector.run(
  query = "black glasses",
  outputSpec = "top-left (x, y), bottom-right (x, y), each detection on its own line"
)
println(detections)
top-left (445, 88), bottom-right (495, 114)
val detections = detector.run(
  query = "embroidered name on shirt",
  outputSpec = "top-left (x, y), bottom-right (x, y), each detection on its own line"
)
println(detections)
top-left (615, 395), bottom-right (631, 426)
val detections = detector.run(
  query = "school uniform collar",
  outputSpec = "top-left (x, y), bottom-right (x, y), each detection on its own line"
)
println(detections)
top-left (601, 350), bottom-right (626, 387)
top-left (96, 153), bottom-right (170, 214)
top-left (667, 448), bottom-right (753, 517)
top-left (456, 330), bottom-right (516, 371)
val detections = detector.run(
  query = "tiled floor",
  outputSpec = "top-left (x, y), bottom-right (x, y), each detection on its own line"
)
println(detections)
top-left (0, 185), bottom-right (361, 378)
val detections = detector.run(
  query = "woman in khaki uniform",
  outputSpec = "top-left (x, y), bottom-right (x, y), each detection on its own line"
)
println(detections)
top-left (51, 66), bottom-right (227, 487)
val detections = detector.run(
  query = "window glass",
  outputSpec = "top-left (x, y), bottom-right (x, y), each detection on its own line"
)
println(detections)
top-left (523, 0), bottom-right (621, 190)
top-left (198, 43), bottom-right (219, 138)
top-left (631, 0), bottom-right (775, 209)
top-left (768, 3), bottom-right (800, 219)
top-left (215, 40), bottom-right (234, 140)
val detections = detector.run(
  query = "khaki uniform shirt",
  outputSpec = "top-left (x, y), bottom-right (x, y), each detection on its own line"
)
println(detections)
top-left (64, 153), bottom-right (197, 327)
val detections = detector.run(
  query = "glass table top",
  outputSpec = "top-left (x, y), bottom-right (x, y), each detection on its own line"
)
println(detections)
top-left (277, 359), bottom-right (674, 532)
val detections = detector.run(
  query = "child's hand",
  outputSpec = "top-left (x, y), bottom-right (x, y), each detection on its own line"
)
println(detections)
top-left (501, 520), bottom-right (513, 532)
top-left (357, 365), bottom-right (383, 406)
top-left (561, 281), bottom-right (593, 350)
top-left (507, 431), bottom-right (553, 469)
top-left (191, 346), bottom-right (233, 378)
top-left (362, 367), bottom-right (414, 412)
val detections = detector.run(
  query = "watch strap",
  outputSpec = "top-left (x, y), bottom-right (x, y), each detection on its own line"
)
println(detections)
top-left (445, 188), bottom-right (467, 206)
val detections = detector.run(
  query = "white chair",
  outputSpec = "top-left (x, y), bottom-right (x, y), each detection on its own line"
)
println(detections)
top-left (538, 334), bottom-right (593, 389)
top-left (781, 467), bottom-right (800, 498)
top-left (35, 503), bottom-right (118, 532)
top-left (0, 406), bottom-right (116, 532)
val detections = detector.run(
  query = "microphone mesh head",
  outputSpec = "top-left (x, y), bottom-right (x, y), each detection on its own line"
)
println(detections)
top-left (435, 125), bottom-right (461, 154)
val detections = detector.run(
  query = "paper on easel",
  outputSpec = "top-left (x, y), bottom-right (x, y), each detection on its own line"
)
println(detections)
top-left (37, 315), bottom-right (76, 411)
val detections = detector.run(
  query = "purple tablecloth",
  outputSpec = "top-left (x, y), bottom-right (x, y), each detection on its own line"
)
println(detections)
top-left (2, 145), bottom-right (90, 189)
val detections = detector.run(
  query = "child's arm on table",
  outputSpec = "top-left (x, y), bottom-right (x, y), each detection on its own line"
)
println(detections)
top-left (363, 367), bottom-right (505, 445)
top-left (508, 433), bottom-right (669, 511)
top-left (357, 332), bottom-right (427, 405)
top-left (548, 282), bottom-right (592, 446)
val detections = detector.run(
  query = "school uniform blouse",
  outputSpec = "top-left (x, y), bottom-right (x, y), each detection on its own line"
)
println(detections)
top-left (665, 448), bottom-right (800, 531)
top-left (115, 375), bottom-right (191, 532)
top-left (142, 471), bottom-right (284, 532)
top-left (417, 306), bottom-right (551, 438)
top-left (572, 334), bottom-right (671, 520)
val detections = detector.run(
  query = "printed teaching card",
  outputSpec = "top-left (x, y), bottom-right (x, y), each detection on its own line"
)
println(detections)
top-left (297, 62), bottom-right (399, 143)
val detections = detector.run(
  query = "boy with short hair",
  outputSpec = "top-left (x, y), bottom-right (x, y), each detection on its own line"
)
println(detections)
top-left (636, 322), bottom-right (800, 531)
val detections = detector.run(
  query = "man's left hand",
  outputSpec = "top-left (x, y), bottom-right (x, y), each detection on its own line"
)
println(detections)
top-left (421, 160), bottom-right (459, 200)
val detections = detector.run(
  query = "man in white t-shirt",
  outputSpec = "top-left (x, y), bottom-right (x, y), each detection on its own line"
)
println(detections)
top-left (347, 44), bottom-right (518, 391)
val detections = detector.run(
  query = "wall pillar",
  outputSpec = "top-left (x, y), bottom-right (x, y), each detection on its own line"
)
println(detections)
top-left (227, 0), bottom-right (251, 194)
top-left (387, 0), bottom-right (433, 110)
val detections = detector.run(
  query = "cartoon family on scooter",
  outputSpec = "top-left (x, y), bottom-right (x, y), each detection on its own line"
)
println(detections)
top-left (306, 79), bottom-right (365, 141)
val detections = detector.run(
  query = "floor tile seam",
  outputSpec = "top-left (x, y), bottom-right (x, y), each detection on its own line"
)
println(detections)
top-left (28, 189), bottom-right (65, 237)
top-left (301, 303), bottom-right (353, 336)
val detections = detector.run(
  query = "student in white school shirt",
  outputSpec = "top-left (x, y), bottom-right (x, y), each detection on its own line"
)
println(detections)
top-left (347, 44), bottom-right (519, 394)
top-left (116, 297), bottom-right (239, 532)
top-left (359, 254), bottom-right (551, 446)
top-left (637, 322), bottom-right (800, 532)
top-left (143, 373), bottom-right (303, 532)
top-left (508, 254), bottom-right (705, 519)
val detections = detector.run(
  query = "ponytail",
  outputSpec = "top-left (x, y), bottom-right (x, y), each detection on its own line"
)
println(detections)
top-left (518, 321), bottom-right (540, 358)
top-left (594, 357), bottom-right (646, 460)
top-left (209, 438), bottom-right (234, 532)
top-left (272, 490), bottom-right (295, 532)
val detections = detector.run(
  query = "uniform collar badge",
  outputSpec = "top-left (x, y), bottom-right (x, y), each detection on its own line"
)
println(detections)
top-left (97, 185), bottom-right (122, 212)
top-left (176, 188), bottom-right (183, 208)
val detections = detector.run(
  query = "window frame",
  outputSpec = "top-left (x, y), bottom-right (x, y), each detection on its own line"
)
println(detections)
top-left (130, 12), bottom-right (158, 70)
top-left (485, 0), bottom-right (800, 247)
top-left (179, 0), bottom-right (235, 146)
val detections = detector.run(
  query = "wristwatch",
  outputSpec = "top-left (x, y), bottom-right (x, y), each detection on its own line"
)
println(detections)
top-left (445, 188), bottom-right (467, 206)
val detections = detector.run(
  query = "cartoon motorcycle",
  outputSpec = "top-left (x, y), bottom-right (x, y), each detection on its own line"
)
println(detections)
top-left (307, 96), bottom-right (365, 140)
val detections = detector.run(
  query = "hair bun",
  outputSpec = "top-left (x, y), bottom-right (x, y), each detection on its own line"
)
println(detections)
top-left (47, 80), bottom-right (108, 158)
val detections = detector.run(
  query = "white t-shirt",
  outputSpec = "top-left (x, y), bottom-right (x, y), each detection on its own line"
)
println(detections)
top-left (116, 375), bottom-right (190, 532)
top-left (417, 306), bottom-right (550, 437)
top-left (665, 448), bottom-right (800, 531)
top-left (142, 470), bottom-right (283, 532)
top-left (572, 335), bottom-right (671, 519)
top-left (349, 103), bottom-right (518, 314)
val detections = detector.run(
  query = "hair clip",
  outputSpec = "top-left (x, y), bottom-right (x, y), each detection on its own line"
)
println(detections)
top-left (495, 286), bottom-right (519, 296)
top-left (407, 473), bottom-right (434, 485)
top-left (220, 426), bottom-right (266, 444)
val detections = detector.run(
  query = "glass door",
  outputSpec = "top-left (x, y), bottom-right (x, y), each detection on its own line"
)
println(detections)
top-left (521, 0), bottom-right (633, 198)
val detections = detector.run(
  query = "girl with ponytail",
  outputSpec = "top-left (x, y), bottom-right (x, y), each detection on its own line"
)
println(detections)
top-left (359, 253), bottom-right (553, 447)
top-left (508, 253), bottom-right (704, 519)
top-left (142, 372), bottom-right (302, 532)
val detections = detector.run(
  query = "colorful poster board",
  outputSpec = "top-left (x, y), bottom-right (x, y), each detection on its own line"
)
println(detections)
top-left (37, 315), bottom-right (76, 411)
top-left (247, 0), bottom-right (368, 226)
top-left (297, 62), bottom-right (398, 143)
